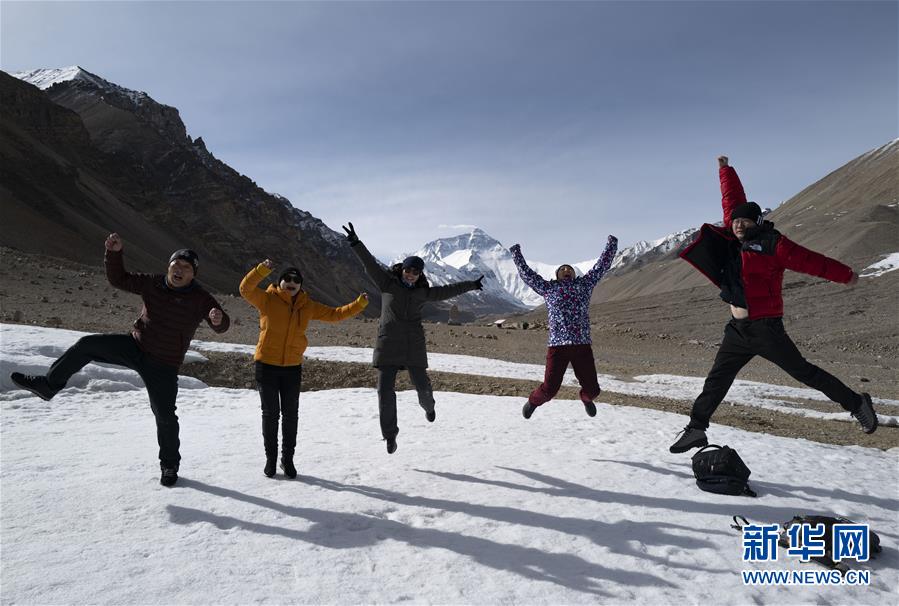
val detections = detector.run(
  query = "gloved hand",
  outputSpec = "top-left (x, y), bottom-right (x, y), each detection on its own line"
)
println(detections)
top-left (342, 222), bottom-right (359, 246)
top-left (509, 243), bottom-right (521, 254)
top-left (474, 275), bottom-right (484, 290)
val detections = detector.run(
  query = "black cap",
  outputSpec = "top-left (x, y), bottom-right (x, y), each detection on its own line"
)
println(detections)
top-left (730, 202), bottom-right (763, 224)
top-left (401, 256), bottom-right (425, 272)
top-left (278, 267), bottom-right (303, 284)
top-left (169, 249), bottom-right (199, 274)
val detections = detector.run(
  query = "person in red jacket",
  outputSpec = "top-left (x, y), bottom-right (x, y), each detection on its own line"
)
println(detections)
top-left (669, 156), bottom-right (878, 453)
top-left (9, 233), bottom-right (230, 486)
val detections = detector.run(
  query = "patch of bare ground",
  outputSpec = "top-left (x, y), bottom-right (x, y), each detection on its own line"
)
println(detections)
top-left (181, 351), bottom-right (899, 451)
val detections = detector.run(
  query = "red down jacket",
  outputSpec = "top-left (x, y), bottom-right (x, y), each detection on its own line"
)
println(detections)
top-left (679, 165), bottom-right (853, 320)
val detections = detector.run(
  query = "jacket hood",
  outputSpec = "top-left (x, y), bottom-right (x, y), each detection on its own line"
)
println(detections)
top-left (266, 283), bottom-right (308, 304)
top-left (744, 219), bottom-right (776, 242)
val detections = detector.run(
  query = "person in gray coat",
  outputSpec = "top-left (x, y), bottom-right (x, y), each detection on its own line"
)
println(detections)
top-left (343, 222), bottom-right (483, 454)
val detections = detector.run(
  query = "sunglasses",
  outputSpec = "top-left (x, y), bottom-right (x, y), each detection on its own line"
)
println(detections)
top-left (281, 275), bottom-right (302, 284)
top-left (403, 267), bottom-right (421, 275)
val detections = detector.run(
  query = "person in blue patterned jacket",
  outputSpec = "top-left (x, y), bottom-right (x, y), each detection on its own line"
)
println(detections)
top-left (511, 235), bottom-right (618, 419)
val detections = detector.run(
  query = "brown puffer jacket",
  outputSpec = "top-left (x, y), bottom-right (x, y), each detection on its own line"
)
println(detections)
top-left (106, 249), bottom-right (230, 367)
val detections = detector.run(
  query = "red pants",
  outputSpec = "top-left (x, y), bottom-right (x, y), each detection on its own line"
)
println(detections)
top-left (528, 344), bottom-right (601, 406)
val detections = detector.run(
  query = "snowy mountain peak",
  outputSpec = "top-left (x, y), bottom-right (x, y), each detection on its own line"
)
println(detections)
top-left (400, 225), bottom-right (704, 310)
top-left (610, 227), bottom-right (696, 270)
top-left (13, 66), bottom-right (93, 90)
top-left (13, 66), bottom-right (152, 106)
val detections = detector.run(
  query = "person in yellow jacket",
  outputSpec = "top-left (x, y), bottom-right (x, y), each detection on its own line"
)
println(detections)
top-left (240, 259), bottom-right (368, 478)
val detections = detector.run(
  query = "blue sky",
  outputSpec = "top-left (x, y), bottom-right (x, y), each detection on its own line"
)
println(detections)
top-left (2, 1), bottom-right (896, 262)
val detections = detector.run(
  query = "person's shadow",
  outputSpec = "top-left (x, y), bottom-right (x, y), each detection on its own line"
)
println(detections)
top-left (416, 464), bottom-right (899, 548)
top-left (172, 478), bottom-right (679, 596)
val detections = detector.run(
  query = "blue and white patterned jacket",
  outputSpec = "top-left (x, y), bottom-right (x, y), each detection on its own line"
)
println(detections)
top-left (511, 235), bottom-right (618, 346)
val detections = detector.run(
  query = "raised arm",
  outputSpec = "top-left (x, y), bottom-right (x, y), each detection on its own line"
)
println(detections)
top-left (510, 244), bottom-right (550, 295)
top-left (343, 222), bottom-right (393, 291)
top-left (104, 233), bottom-right (153, 294)
top-left (425, 277), bottom-right (482, 302)
top-left (239, 261), bottom-right (272, 311)
top-left (718, 156), bottom-right (747, 230)
top-left (307, 293), bottom-right (369, 322)
top-left (583, 235), bottom-right (619, 287)
top-left (775, 236), bottom-right (854, 284)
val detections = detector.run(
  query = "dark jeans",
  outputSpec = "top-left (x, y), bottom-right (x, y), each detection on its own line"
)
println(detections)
top-left (255, 362), bottom-right (302, 459)
top-left (689, 317), bottom-right (860, 430)
top-left (376, 365), bottom-right (435, 440)
top-left (46, 334), bottom-right (181, 467)
top-left (528, 344), bottom-right (601, 406)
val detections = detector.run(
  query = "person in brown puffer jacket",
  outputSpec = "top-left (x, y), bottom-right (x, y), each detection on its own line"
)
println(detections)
top-left (9, 233), bottom-right (230, 487)
top-left (240, 259), bottom-right (368, 478)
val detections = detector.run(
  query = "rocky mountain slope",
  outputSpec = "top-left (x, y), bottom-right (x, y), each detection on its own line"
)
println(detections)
top-left (2, 67), bottom-right (376, 311)
top-left (589, 140), bottom-right (899, 304)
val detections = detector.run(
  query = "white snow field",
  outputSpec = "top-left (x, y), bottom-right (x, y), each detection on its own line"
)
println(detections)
top-left (1, 324), bottom-right (897, 604)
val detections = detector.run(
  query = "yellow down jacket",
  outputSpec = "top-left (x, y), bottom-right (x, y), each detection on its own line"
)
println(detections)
top-left (239, 264), bottom-right (368, 366)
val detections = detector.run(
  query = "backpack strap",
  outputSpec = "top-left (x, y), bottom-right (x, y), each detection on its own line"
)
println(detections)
top-left (693, 444), bottom-right (724, 456)
top-left (731, 515), bottom-right (750, 532)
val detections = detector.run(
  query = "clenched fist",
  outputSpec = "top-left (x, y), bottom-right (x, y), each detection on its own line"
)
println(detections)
top-left (105, 233), bottom-right (123, 252)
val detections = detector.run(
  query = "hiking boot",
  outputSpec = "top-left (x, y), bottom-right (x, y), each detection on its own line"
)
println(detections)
top-left (852, 393), bottom-right (878, 434)
top-left (583, 401), bottom-right (597, 417)
top-left (263, 457), bottom-right (277, 478)
top-left (160, 465), bottom-right (179, 487)
top-left (280, 456), bottom-right (297, 479)
top-left (426, 409), bottom-right (436, 423)
top-left (10, 372), bottom-right (59, 401)
top-left (669, 426), bottom-right (708, 454)
top-left (522, 402), bottom-right (536, 419)
top-left (386, 437), bottom-right (397, 454)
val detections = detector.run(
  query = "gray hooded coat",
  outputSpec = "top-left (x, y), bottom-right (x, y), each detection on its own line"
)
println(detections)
top-left (351, 241), bottom-right (479, 368)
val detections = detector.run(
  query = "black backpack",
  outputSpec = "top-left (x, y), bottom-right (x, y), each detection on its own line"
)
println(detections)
top-left (691, 444), bottom-right (757, 497)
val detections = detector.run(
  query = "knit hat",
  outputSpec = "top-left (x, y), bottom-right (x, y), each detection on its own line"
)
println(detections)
top-left (278, 266), bottom-right (304, 285)
top-left (169, 249), bottom-right (199, 274)
top-left (401, 256), bottom-right (425, 272)
top-left (730, 202), bottom-right (763, 224)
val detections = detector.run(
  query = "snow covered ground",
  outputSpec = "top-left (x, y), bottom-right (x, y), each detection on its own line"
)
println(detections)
top-left (2, 324), bottom-right (897, 604)
top-left (861, 252), bottom-right (899, 278)
top-left (190, 338), bottom-right (899, 427)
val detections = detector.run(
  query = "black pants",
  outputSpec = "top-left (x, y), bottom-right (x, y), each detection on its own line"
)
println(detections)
top-left (689, 317), bottom-right (860, 430)
top-left (255, 362), bottom-right (302, 459)
top-left (376, 365), bottom-right (435, 440)
top-left (45, 334), bottom-right (181, 467)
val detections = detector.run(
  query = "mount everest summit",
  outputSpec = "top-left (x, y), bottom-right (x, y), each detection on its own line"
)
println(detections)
top-left (396, 227), bottom-right (698, 313)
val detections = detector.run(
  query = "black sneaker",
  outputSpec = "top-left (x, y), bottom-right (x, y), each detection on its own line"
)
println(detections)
top-left (852, 393), bottom-right (878, 434)
top-left (669, 426), bottom-right (708, 454)
top-left (263, 457), bottom-right (277, 478)
top-left (10, 372), bottom-right (59, 401)
top-left (386, 437), bottom-right (397, 454)
top-left (583, 401), bottom-right (597, 417)
top-left (522, 402), bottom-right (536, 419)
top-left (160, 465), bottom-right (179, 487)
top-left (426, 409), bottom-right (436, 423)
top-left (280, 457), bottom-right (297, 479)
